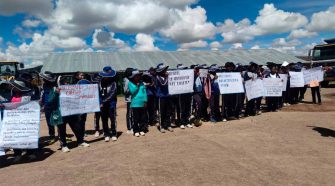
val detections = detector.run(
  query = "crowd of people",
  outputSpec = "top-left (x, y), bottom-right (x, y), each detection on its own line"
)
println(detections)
top-left (0, 61), bottom-right (325, 162)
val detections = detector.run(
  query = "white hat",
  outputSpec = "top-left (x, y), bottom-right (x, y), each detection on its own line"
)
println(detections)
top-left (282, 61), bottom-right (289, 67)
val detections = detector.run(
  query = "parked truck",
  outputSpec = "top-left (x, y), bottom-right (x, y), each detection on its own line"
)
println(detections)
top-left (309, 38), bottom-right (335, 86)
top-left (0, 61), bottom-right (24, 80)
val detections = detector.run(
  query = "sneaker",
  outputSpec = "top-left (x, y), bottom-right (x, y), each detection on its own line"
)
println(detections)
top-left (194, 119), bottom-right (202, 127)
top-left (167, 127), bottom-right (174, 132)
top-left (210, 118), bottom-right (217, 123)
top-left (186, 124), bottom-right (193, 128)
top-left (126, 129), bottom-right (133, 134)
top-left (257, 111), bottom-right (262, 115)
top-left (180, 125), bottom-right (186, 129)
top-left (135, 133), bottom-right (140, 137)
top-left (140, 132), bottom-right (145, 136)
top-left (160, 128), bottom-right (166, 133)
top-left (79, 142), bottom-right (90, 148)
top-left (13, 155), bottom-right (22, 163)
top-left (94, 131), bottom-right (100, 138)
top-left (104, 136), bottom-right (110, 142)
top-left (223, 118), bottom-right (227, 122)
top-left (62, 147), bottom-right (70, 153)
top-left (111, 136), bottom-right (118, 141)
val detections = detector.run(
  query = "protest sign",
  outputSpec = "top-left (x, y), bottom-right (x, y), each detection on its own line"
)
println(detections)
top-left (60, 84), bottom-right (100, 116)
top-left (199, 69), bottom-right (208, 78)
top-left (303, 67), bottom-right (324, 84)
top-left (262, 78), bottom-right (283, 97)
top-left (289, 72), bottom-right (304, 88)
top-left (0, 101), bottom-right (40, 149)
top-left (168, 69), bottom-right (194, 95)
top-left (217, 72), bottom-right (244, 94)
top-left (244, 79), bottom-right (264, 100)
top-left (279, 74), bottom-right (288, 91)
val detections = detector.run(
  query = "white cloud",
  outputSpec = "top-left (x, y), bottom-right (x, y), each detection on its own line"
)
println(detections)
top-left (179, 40), bottom-right (208, 50)
top-left (251, 45), bottom-right (261, 49)
top-left (219, 3), bottom-right (308, 43)
top-left (272, 38), bottom-right (302, 47)
top-left (209, 41), bottom-right (222, 51)
top-left (307, 6), bottom-right (335, 32)
top-left (288, 29), bottom-right (317, 39)
top-left (22, 19), bottom-right (41, 27)
top-left (134, 33), bottom-right (160, 51)
top-left (160, 6), bottom-right (216, 43)
top-left (92, 29), bottom-right (128, 50)
top-left (231, 43), bottom-right (243, 49)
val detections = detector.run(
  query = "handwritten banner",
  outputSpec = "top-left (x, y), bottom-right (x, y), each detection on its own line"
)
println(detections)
top-left (244, 79), bottom-right (264, 100)
top-left (289, 72), bottom-right (305, 88)
top-left (60, 84), bottom-right (100, 116)
top-left (262, 78), bottom-right (283, 97)
top-left (217, 72), bottom-right (244, 94)
top-left (0, 101), bottom-right (40, 149)
top-left (303, 67), bottom-right (324, 84)
top-left (168, 69), bottom-right (194, 95)
top-left (279, 74), bottom-right (288, 91)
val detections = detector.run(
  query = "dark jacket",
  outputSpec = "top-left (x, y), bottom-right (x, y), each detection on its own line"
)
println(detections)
top-left (156, 75), bottom-right (169, 98)
top-left (99, 80), bottom-right (117, 108)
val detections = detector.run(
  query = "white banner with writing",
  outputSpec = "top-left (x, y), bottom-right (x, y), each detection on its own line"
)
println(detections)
top-left (289, 72), bottom-right (305, 88)
top-left (217, 72), bottom-right (244, 94)
top-left (279, 74), bottom-right (288, 91)
top-left (262, 78), bottom-right (283, 97)
top-left (168, 69), bottom-right (194, 95)
top-left (60, 84), bottom-right (100, 116)
top-left (0, 101), bottom-right (40, 149)
top-left (244, 79), bottom-right (264, 100)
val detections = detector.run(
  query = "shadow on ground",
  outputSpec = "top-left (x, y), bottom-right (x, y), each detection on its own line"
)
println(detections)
top-left (308, 126), bottom-right (335, 138)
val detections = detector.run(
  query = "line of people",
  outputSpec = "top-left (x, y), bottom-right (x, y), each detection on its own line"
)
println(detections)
top-left (0, 60), bottom-right (323, 162)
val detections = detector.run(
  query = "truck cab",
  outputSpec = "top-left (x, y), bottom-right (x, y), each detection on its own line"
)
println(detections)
top-left (0, 61), bottom-right (24, 80)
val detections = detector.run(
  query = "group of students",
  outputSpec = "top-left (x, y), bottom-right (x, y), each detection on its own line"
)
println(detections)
top-left (0, 60), bottom-right (324, 162)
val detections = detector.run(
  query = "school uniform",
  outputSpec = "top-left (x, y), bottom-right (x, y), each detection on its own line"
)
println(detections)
top-left (265, 73), bottom-right (281, 112)
top-left (124, 77), bottom-right (133, 131)
top-left (243, 71), bottom-right (258, 116)
top-left (145, 75), bottom-right (157, 125)
top-left (41, 85), bottom-right (56, 138)
top-left (156, 75), bottom-right (172, 130)
top-left (128, 81), bottom-right (147, 134)
top-left (99, 80), bottom-right (118, 137)
top-left (193, 75), bottom-right (203, 121)
top-left (210, 74), bottom-right (220, 121)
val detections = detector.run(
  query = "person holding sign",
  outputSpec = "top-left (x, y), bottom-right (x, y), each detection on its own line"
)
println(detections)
top-left (175, 64), bottom-right (193, 129)
top-left (221, 62), bottom-right (241, 121)
top-left (156, 63), bottom-right (173, 133)
top-left (243, 62), bottom-right (259, 117)
top-left (265, 65), bottom-right (281, 112)
top-left (209, 65), bottom-right (220, 123)
top-left (6, 80), bottom-right (38, 162)
top-left (128, 69), bottom-right (147, 137)
top-left (310, 64), bottom-right (322, 105)
top-left (99, 66), bottom-right (118, 142)
top-left (39, 71), bottom-right (58, 144)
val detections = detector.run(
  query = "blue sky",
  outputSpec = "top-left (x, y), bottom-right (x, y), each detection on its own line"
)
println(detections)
top-left (0, 0), bottom-right (334, 67)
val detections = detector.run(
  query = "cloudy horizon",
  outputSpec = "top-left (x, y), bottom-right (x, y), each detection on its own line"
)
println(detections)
top-left (0, 0), bottom-right (334, 67)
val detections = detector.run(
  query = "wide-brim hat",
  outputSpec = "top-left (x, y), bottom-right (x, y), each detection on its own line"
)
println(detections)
top-left (177, 64), bottom-right (188, 70)
top-left (99, 68), bottom-right (116, 78)
top-left (156, 63), bottom-right (169, 73)
top-left (129, 69), bottom-right (143, 79)
top-left (225, 62), bottom-right (235, 68)
top-left (39, 71), bottom-right (57, 82)
top-left (77, 79), bottom-right (91, 84)
top-left (282, 61), bottom-right (289, 67)
top-left (9, 80), bottom-right (31, 92)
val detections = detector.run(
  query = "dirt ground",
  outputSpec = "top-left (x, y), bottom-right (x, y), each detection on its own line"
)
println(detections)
top-left (1, 88), bottom-right (335, 186)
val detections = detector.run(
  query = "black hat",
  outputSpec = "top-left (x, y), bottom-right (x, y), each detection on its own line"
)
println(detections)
top-left (225, 62), bottom-right (236, 68)
top-left (129, 69), bottom-right (143, 79)
top-left (176, 64), bottom-right (188, 69)
top-left (39, 71), bottom-right (57, 82)
top-left (9, 80), bottom-right (31, 92)
top-left (156, 63), bottom-right (169, 73)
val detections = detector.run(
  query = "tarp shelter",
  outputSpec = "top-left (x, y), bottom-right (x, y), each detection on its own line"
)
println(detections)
top-left (41, 49), bottom-right (306, 73)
